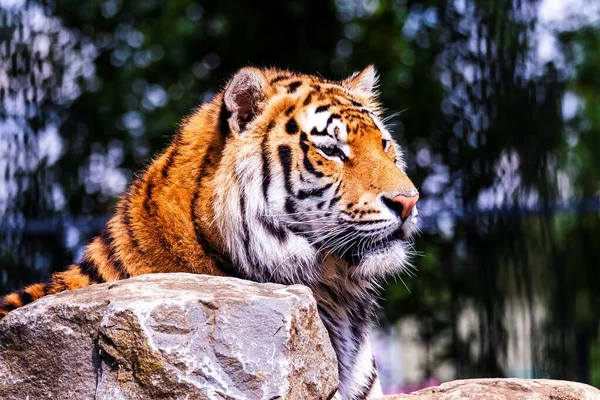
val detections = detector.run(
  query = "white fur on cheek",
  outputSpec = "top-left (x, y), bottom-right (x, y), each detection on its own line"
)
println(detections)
top-left (212, 137), bottom-right (320, 284)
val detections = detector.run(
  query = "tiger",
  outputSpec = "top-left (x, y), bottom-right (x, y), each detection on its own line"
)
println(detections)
top-left (0, 66), bottom-right (419, 400)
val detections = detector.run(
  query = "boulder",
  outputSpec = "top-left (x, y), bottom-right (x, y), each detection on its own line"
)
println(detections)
top-left (0, 273), bottom-right (338, 400)
top-left (378, 378), bottom-right (600, 400)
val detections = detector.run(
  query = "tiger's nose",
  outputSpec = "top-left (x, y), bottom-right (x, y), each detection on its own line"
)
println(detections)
top-left (383, 193), bottom-right (419, 220)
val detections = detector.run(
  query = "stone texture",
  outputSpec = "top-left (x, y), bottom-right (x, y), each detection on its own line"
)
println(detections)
top-left (0, 273), bottom-right (338, 400)
top-left (377, 378), bottom-right (600, 400)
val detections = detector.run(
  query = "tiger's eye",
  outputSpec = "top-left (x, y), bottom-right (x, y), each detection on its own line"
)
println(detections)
top-left (322, 147), bottom-right (338, 157)
top-left (319, 146), bottom-right (347, 161)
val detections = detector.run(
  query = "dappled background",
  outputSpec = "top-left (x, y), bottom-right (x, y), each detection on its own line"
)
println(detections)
top-left (1, 0), bottom-right (599, 393)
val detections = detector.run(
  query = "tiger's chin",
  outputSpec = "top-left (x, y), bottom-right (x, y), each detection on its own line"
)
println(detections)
top-left (337, 222), bottom-right (416, 280)
top-left (348, 239), bottom-right (410, 280)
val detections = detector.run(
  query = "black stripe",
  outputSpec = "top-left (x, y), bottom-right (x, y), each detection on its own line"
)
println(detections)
top-left (285, 118), bottom-right (299, 135)
top-left (333, 180), bottom-right (343, 197)
top-left (352, 366), bottom-right (377, 400)
top-left (321, 283), bottom-right (341, 303)
top-left (349, 308), bottom-right (370, 350)
top-left (261, 133), bottom-right (271, 202)
top-left (42, 282), bottom-right (51, 295)
top-left (191, 149), bottom-right (219, 257)
top-left (299, 171), bottom-right (308, 182)
top-left (161, 145), bottom-right (180, 179)
top-left (1, 300), bottom-right (17, 312)
top-left (17, 289), bottom-right (33, 306)
top-left (303, 92), bottom-right (313, 106)
top-left (258, 216), bottom-right (288, 243)
top-left (270, 75), bottom-right (290, 84)
top-left (120, 189), bottom-right (144, 254)
top-left (315, 105), bottom-right (330, 113)
top-left (299, 132), bottom-right (311, 152)
top-left (79, 259), bottom-right (105, 283)
top-left (297, 182), bottom-right (333, 199)
top-left (352, 219), bottom-right (390, 225)
top-left (239, 194), bottom-right (252, 264)
top-left (143, 176), bottom-right (155, 214)
top-left (351, 100), bottom-right (362, 107)
top-left (287, 224), bottom-right (305, 236)
top-left (284, 105), bottom-right (295, 115)
top-left (277, 145), bottom-right (294, 194)
top-left (325, 87), bottom-right (342, 95)
top-left (99, 229), bottom-right (130, 279)
top-left (329, 195), bottom-right (342, 206)
top-left (284, 197), bottom-right (297, 215)
top-left (310, 127), bottom-right (331, 137)
top-left (287, 81), bottom-right (302, 93)
top-left (299, 131), bottom-right (324, 177)
top-left (327, 113), bottom-right (341, 124)
top-left (303, 154), bottom-right (324, 178)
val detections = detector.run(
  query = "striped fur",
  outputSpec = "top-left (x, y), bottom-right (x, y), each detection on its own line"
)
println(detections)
top-left (0, 66), bottom-right (419, 399)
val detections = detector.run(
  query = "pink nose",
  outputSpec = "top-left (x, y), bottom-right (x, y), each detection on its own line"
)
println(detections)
top-left (391, 193), bottom-right (419, 220)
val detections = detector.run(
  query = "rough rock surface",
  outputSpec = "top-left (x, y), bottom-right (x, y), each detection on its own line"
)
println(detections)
top-left (0, 273), bottom-right (338, 400)
top-left (378, 378), bottom-right (600, 400)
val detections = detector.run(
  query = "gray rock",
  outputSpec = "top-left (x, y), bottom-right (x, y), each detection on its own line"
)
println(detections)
top-left (0, 273), bottom-right (338, 400)
top-left (378, 378), bottom-right (600, 400)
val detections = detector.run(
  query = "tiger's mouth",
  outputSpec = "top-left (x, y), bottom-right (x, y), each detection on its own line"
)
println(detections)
top-left (337, 226), bottom-right (407, 266)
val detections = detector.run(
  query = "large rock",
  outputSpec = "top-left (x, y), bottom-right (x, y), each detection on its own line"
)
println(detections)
top-left (0, 273), bottom-right (338, 400)
top-left (379, 378), bottom-right (600, 400)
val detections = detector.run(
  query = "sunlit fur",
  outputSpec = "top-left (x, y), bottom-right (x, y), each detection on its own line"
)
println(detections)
top-left (0, 66), bottom-right (419, 400)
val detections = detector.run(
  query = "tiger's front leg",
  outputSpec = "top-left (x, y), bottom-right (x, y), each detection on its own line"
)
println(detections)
top-left (316, 290), bottom-right (384, 399)
top-left (325, 321), bottom-right (383, 400)
top-left (342, 335), bottom-right (384, 399)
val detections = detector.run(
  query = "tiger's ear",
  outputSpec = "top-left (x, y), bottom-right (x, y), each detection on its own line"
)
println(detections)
top-left (223, 67), bottom-right (266, 135)
top-left (343, 65), bottom-right (379, 98)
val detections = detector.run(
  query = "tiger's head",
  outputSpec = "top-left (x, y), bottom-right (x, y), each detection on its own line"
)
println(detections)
top-left (212, 66), bottom-right (419, 285)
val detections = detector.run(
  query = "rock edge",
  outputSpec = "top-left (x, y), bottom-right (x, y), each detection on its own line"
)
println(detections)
top-left (377, 378), bottom-right (600, 400)
top-left (0, 273), bottom-right (339, 400)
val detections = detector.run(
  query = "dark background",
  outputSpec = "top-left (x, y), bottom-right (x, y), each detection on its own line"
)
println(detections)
top-left (1, 0), bottom-right (599, 393)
